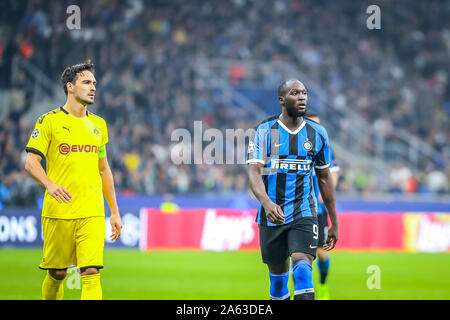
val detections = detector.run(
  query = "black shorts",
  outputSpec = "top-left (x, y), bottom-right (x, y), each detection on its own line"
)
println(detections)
top-left (317, 212), bottom-right (329, 247)
top-left (258, 217), bottom-right (318, 264)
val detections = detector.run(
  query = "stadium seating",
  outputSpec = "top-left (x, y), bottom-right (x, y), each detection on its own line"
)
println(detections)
top-left (0, 0), bottom-right (448, 206)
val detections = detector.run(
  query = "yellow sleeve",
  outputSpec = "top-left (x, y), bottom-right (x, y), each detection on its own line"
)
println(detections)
top-left (101, 119), bottom-right (108, 146)
top-left (25, 113), bottom-right (52, 158)
top-left (97, 119), bottom-right (108, 158)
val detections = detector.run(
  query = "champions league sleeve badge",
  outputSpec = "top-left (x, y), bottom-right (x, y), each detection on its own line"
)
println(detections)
top-left (31, 128), bottom-right (40, 139)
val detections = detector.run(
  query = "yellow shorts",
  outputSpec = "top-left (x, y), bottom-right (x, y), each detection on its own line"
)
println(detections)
top-left (39, 216), bottom-right (105, 270)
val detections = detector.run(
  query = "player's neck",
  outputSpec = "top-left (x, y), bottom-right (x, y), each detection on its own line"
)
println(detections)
top-left (64, 98), bottom-right (88, 118)
top-left (279, 113), bottom-right (304, 131)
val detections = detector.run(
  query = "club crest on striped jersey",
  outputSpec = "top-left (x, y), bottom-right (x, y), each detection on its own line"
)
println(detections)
top-left (303, 139), bottom-right (312, 151)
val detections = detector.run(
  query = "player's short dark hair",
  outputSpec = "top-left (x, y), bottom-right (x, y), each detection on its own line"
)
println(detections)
top-left (61, 60), bottom-right (95, 95)
top-left (278, 79), bottom-right (299, 97)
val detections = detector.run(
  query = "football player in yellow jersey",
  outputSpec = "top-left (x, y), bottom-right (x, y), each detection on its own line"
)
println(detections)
top-left (24, 60), bottom-right (122, 300)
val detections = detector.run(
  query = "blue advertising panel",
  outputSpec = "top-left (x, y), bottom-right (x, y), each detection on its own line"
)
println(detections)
top-left (0, 207), bottom-right (140, 248)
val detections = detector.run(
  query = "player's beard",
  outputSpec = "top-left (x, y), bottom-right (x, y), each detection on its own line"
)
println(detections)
top-left (76, 95), bottom-right (94, 105)
top-left (286, 105), bottom-right (307, 118)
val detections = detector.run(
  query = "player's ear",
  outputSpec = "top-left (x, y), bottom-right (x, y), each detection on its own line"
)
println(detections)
top-left (278, 96), bottom-right (285, 106)
top-left (66, 82), bottom-right (74, 94)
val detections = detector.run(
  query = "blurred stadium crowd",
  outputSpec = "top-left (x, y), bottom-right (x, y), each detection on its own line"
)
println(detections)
top-left (0, 0), bottom-right (449, 206)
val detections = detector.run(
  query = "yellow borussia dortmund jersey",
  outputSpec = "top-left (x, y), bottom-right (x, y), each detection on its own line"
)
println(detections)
top-left (26, 107), bottom-right (108, 219)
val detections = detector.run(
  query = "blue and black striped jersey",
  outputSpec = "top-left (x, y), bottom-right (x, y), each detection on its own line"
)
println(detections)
top-left (312, 147), bottom-right (339, 215)
top-left (247, 115), bottom-right (331, 227)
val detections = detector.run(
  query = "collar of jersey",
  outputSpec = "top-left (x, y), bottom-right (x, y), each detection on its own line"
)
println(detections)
top-left (60, 106), bottom-right (89, 117)
top-left (277, 118), bottom-right (306, 135)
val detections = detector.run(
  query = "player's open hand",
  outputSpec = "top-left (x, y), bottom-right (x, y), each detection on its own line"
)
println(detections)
top-left (46, 182), bottom-right (72, 203)
top-left (262, 200), bottom-right (285, 225)
top-left (110, 213), bottom-right (122, 241)
top-left (323, 224), bottom-right (338, 251)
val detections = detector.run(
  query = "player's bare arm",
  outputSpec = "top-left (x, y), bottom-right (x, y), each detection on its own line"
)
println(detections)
top-left (98, 156), bottom-right (122, 240)
top-left (316, 167), bottom-right (338, 251)
top-left (24, 152), bottom-right (72, 203)
top-left (248, 162), bottom-right (285, 225)
top-left (318, 169), bottom-right (339, 203)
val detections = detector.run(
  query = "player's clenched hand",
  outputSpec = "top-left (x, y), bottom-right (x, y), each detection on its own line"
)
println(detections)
top-left (323, 224), bottom-right (338, 251)
top-left (110, 213), bottom-right (122, 241)
top-left (46, 182), bottom-right (72, 203)
top-left (262, 199), bottom-right (285, 225)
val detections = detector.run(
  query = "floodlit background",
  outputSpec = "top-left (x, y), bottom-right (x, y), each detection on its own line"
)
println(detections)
top-left (0, 0), bottom-right (449, 300)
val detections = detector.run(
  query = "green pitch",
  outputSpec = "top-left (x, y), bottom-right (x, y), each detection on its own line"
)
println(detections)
top-left (0, 248), bottom-right (449, 300)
